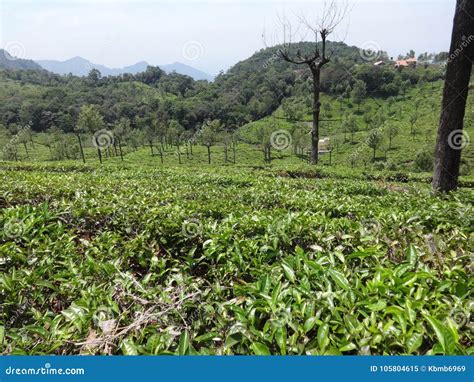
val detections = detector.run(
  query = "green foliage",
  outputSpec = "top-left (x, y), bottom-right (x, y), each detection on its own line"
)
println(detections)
top-left (76, 105), bottom-right (105, 134)
top-left (200, 120), bottom-right (221, 148)
top-left (414, 148), bottom-right (434, 172)
top-left (0, 163), bottom-right (472, 355)
top-left (366, 129), bottom-right (384, 160)
top-left (350, 80), bottom-right (367, 112)
top-left (0, 41), bottom-right (447, 136)
top-left (387, 125), bottom-right (400, 149)
top-left (0, 43), bottom-right (471, 357)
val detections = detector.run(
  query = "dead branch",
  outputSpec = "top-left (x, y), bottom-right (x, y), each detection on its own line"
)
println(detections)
top-left (73, 289), bottom-right (202, 354)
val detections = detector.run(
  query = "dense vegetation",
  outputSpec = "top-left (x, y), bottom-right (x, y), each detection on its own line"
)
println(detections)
top-left (0, 41), bottom-right (472, 356)
top-left (0, 42), bottom-right (447, 132)
top-left (3, 41), bottom-right (466, 177)
top-left (0, 162), bottom-right (472, 355)
top-left (2, 78), bottom-right (472, 175)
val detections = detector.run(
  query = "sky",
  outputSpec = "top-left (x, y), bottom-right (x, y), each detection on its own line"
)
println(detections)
top-left (0, 0), bottom-right (456, 75)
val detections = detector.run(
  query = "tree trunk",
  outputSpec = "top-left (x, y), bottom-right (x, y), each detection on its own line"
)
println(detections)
top-left (310, 68), bottom-right (321, 165)
top-left (97, 148), bottom-right (102, 164)
top-left (207, 146), bottom-right (211, 164)
top-left (432, 0), bottom-right (473, 192)
top-left (149, 140), bottom-right (154, 156)
top-left (118, 138), bottom-right (124, 161)
top-left (77, 134), bottom-right (85, 163)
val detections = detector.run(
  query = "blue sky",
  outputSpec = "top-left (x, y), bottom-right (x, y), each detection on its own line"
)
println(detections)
top-left (0, 0), bottom-right (456, 75)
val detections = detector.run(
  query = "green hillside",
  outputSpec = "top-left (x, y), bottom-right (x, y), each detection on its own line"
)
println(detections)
top-left (240, 80), bottom-right (474, 174)
top-left (1, 41), bottom-right (472, 356)
top-left (2, 41), bottom-right (466, 180)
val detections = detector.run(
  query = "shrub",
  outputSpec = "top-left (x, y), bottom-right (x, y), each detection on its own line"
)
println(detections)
top-left (385, 160), bottom-right (399, 171)
top-left (414, 148), bottom-right (433, 172)
top-left (372, 161), bottom-right (385, 171)
top-left (460, 160), bottom-right (471, 176)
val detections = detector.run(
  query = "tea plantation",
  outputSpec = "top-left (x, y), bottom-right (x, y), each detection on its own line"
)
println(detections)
top-left (0, 162), bottom-right (472, 355)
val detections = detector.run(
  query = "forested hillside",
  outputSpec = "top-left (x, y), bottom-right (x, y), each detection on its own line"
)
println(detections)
top-left (1, 41), bottom-right (469, 176)
top-left (0, 41), bottom-right (445, 132)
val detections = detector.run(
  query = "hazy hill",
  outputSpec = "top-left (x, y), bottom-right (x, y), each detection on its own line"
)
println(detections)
top-left (160, 62), bottom-right (214, 81)
top-left (0, 49), bottom-right (43, 71)
top-left (36, 57), bottom-right (213, 81)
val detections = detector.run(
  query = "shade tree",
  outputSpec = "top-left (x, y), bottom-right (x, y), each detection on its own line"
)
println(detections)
top-left (366, 128), bottom-right (384, 161)
top-left (271, 0), bottom-right (348, 164)
top-left (76, 105), bottom-right (106, 163)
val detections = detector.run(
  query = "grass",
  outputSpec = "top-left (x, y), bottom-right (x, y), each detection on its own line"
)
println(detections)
top-left (0, 161), bottom-right (472, 355)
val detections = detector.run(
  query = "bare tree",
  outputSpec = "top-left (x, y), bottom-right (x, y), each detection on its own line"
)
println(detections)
top-left (432, 0), bottom-right (473, 192)
top-left (267, 1), bottom-right (348, 164)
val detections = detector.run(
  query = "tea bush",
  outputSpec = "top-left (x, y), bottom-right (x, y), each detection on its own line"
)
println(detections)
top-left (0, 163), bottom-right (472, 355)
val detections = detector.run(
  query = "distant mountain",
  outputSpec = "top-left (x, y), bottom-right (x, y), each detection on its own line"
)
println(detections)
top-left (35, 56), bottom-right (145, 77)
top-left (0, 49), bottom-right (43, 71)
top-left (36, 57), bottom-right (213, 81)
top-left (35, 57), bottom-right (90, 76)
top-left (160, 62), bottom-right (214, 81)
